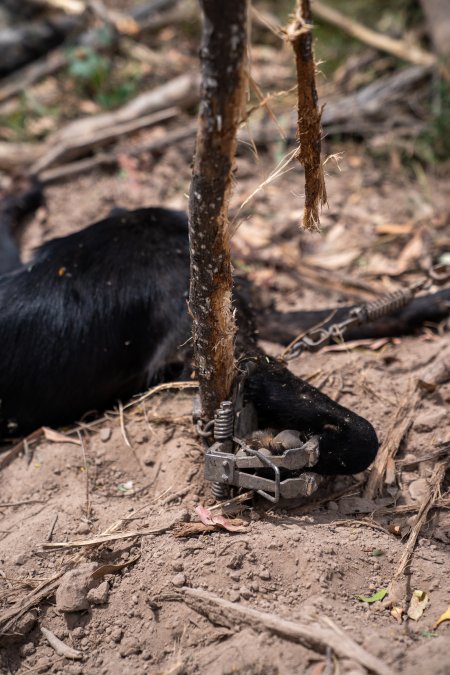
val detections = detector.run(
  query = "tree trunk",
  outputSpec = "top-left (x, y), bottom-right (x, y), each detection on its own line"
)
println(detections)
top-left (188, 0), bottom-right (248, 421)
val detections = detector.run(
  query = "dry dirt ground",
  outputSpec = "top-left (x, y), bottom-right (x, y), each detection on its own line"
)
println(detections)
top-left (0, 144), bottom-right (449, 675)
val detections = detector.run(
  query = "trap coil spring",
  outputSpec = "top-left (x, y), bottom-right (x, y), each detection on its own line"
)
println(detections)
top-left (211, 400), bottom-right (234, 501)
top-left (214, 401), bottom-right (234, 441)
top-left (351, 287), bottom-right (414, 324)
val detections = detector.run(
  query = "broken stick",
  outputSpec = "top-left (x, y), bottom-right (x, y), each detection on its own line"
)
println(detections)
top-left (182, 586), bottom-right (395, 675)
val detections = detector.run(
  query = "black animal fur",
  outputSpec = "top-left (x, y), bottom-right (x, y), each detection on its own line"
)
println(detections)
top-left (0, 203), bottom-right (378, 475)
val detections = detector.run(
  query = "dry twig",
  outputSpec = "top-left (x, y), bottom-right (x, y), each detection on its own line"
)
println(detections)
top-left (388, 459), bottom-right (449, 606)
top-left (313, 1), bottom-right (449, 82)
top-left (365, 345), bottom-right (450, 498)
top-left (182, 586), bottom-right (395, 675)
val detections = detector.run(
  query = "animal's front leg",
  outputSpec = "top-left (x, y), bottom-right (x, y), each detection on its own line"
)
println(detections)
top-left (243, 355), bottom-right (379, 476)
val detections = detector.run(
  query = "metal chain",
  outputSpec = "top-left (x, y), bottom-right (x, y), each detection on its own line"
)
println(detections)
top-left (284, 264), bottom-right (449, 361)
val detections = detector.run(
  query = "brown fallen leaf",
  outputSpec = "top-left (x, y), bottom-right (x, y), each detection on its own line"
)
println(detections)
top-left (41, 626), bottom-right (82, 659)
top-left (43, 427), bottom-right (81, 445)
top-left (195, 505), bottom-right (249, 533)
top-left (391, 606), bottom-right (404, 624)
top-left (407, 590), bottom-right (429, 621)
top-left (92, 554), bottom-right (141, 579)
top-left (173, 522), bottom-right (216, 538)
top-left (433, 605), bottom-right (450, 629)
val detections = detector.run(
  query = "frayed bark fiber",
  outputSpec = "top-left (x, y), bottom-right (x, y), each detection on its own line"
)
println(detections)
top-left (287, 0), bottom-right (327, 231)
top-left (188, 0), bottom-right (248, 420)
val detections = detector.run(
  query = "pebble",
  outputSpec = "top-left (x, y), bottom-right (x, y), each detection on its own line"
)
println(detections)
top-left (72, 627), bottom-right (85, 639)
top-left (172, 561), bottom-right (184, 572)
top-left (87, 581), bottom-right (110, 605)
top-left (100, 427), bottom-right (112, 442)
top-left (76, 523), bottom-right (91, 535)
top-left (229, 591), bottom-right (240, 602)
top-left (408, 478), bottom-right (429, 502)
top-left (258, 568), bottom-right (271, 580)
top-left (20, 642), bottom-right (35, 657)
top-left (111, 627), bottom-right (123, 643)
top-left (414, 408), bottom-right (447, 433)
top-left (239, 586), bottom-right (251, 599)
top-left (14, 553), bottom-right (27, 566)
top-left (35, 657), bottom-right (52, 673)
top-left (171, 573), bottom-right (186, 588)
top-left (119, 636), bottom-right (142, 657)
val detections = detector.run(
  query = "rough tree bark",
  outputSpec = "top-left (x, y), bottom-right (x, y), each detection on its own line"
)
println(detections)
top-left (287, 0), bottom-right (327, 231)
top-left (188, 0), bottom-right (248, 421)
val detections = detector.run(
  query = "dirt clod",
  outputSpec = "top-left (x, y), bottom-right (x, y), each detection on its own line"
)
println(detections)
top-left (55, 563), bottom-right (99, 612)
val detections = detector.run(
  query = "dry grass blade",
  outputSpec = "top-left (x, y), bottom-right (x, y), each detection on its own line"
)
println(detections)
top-left (41, 521), bottom-right (176, 550)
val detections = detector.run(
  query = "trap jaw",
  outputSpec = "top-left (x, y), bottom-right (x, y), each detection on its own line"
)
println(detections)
top-left (196, 368), bottom-right (323, 504)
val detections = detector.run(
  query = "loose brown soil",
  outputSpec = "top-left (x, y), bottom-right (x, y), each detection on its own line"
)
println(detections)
top-left (0, 147), bottom-right (449, 675)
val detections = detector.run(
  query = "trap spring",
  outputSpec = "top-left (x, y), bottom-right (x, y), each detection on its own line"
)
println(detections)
top-left (202, 396), bottom-right (322, 503)
top-left (284, 267), bottom-right (449, 360)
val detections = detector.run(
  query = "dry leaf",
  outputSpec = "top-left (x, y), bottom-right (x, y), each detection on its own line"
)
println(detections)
top-left (391, 606), bottom-right (404, 624)
top-left (433, 605), bottom-right (450, 629)
top-left (407, 590), bottom-right (429, 621)
top-left (375, 222), bottom-right (414, 235)
top-left (303, 249), bottom-right (360, 270)
top-left (388, 524), bottom-right (402, 537)
top-left (195, 505), bottom-right (249, 533)
top-left (92, 554), bottom-right (141, 579)
top-left (43, 427), bottom-right (81, 445)
top-left (41, 626), bottom-right (82, 659)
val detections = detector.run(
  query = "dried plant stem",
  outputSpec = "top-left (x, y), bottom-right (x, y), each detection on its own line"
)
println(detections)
top-left (286, 0), bottom-right (327, 231)
top-left (182, 586), bottom-right (395, 675)
top-left (388, 459), bottom-right (449, 605)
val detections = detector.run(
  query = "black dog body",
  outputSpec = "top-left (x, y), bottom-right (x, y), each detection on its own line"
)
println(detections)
top-left (0, 205), bottom-right (378, 475)
top-left (0, 209), bottom-right (191, 434)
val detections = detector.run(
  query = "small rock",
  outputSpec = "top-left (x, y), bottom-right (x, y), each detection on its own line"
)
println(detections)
top-left (76, 523), bottom-right (91, 535)
top-left (409, 478), bottom-right (429, 502)
top-left (327, 501), bottom-right (339, 512)
top-left (35, 657), bottom-right (52, 673)
top-left (56, 563), bottom-right (98, 612)
top-left (111, 627), bottom-right (123, 643)
top-left (100, 427), bottom-right (112, 442)
top-left (20, 642), bottom-right (35, 657)
top-left (14, 553), bottom-right (27, 566)
top-left (258, 568), bottom-right (271, 580)
top-left (119, 636), bottom-right (142, 657)
top-left (171, 573), bottom-right (186, 588)
top-left (172, 561), bottom-right (184, 572)
top-left (71, 627), bottom-right (85, 639)
top-left (229, 571), bottom-right (240, 581)
top-left (239, 586), bottom-right (251, 599)
top-left (414, 408), bottom-right (446, 433)
top-left (87, 581), bottom-right (109, 605)
top-left (229, 591), bottom-right (240, 602)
